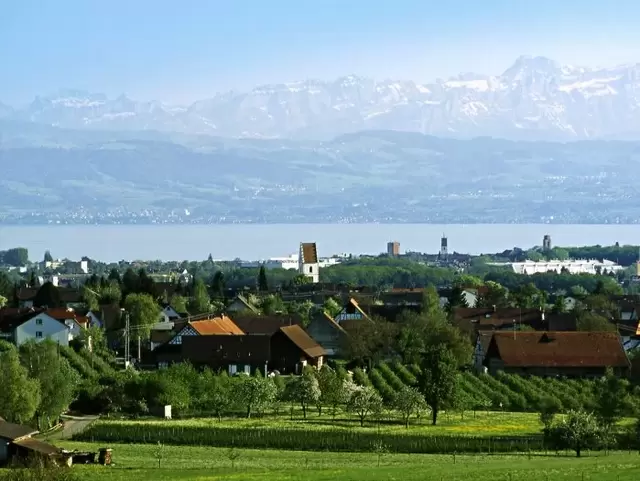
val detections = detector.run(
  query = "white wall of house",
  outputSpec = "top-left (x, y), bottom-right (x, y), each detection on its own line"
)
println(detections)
top-left (14, 313), bottom-right (69, 346)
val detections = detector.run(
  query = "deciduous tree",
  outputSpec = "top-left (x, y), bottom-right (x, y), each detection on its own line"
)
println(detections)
top-left (347, 385), bottom-right (383, 427)
top-left (124, 293), bottom-right (161, 359)
top-left (188, 278), bottom-right (211, 314)
top-left (287, 371), bottom-right (321, 419)
top-left (19, 340), bottom-right (76, 429)
top-left (233, 375), bottom-right (277, 418)
top-left (548, 410), bottom-right (604, 457)
top-left (418, 344), bottom-right (458, 425)
top-left (0, 348), bottom-right (40, 424)
top-left (594, 368), bottom-right (635, 428)
top-left (394, 385), bottom-right (427, 428)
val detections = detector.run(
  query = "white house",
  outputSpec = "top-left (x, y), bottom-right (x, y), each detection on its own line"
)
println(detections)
top-left (299, 242), bottom-right (320, 283)
top-left (14, 312), bottom-right (72, 346)
top-left (158, 304), bottom-right (187, 323)
top-left (493, 259), bottom-right (624, 275)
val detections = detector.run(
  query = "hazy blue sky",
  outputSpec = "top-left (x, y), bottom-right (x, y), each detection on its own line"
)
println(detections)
top-left (2, 0), bottom-right (640, 105)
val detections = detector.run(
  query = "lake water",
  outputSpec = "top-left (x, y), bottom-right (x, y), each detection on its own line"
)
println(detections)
top-left (1, 224), bottom-right (639, 262)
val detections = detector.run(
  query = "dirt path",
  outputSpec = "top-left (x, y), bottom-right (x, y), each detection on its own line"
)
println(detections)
top-left (46, 415), bottom-right (99, 441)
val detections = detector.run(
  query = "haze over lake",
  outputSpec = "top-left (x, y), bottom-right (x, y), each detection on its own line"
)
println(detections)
top-left (1, 224), bottom-right (639, 263)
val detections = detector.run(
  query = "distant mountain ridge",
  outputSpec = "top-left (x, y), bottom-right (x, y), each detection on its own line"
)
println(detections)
top-left (6, 56), bottom-right (640, 141)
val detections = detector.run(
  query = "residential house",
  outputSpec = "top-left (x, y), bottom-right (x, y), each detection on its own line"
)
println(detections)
top-left (334, 298), bottom-right (372, 324)
top-left (306, 311), bottom-right (347, 357)
top-left (226, 294), bottom-right (260, 315)
top-left (0, 420), bottom-right (62, 466)
top-left (159, 303), bottom-right (189, 323)
top-left (483, 331), bottom-right (630, 377)
top-left (0, 308), bottom-right (83, 346)
top-left (172, 324), bottom-right (326, 374)
top-left (452, 307), bottom-right (547, 341)
top-left (168, 316), bottom-right (245, 346)
top-left (299, 242), bottom-right (319, 283)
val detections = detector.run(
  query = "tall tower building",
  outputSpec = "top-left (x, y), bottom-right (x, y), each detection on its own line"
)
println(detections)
top-left (387, 241), bottom-right (400, 257)
top-left (440, 235), bottom-right (448, 260)
top-left (543, 234), bottom-right (552, 252)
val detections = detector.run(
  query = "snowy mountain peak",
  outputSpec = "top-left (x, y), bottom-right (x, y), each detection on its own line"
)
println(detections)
top-left (6, 56), bottom-right (640, 140)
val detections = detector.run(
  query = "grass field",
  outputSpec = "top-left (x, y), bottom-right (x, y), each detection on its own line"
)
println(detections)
top-left (54, 442), bottom-right (640, 481)
top-left (85, 410), bottom-right (544, 436)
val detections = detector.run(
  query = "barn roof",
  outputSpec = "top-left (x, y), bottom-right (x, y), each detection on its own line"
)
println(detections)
top-left (190, 316), bottom-right (244, 335)
top-left (486, 331), bottom-right (630, 368)
top-left (279, 325), bottom-right (326, 358)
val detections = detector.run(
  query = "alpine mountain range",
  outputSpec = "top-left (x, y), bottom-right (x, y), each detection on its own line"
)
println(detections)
top-left (4, 55), bottom-right (640, 141)
top-left (3, 55), bottom-right (640, 225)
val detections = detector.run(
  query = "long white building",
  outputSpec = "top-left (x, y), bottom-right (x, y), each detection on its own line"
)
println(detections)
top-left (501, 259), bottom-right (623, 275)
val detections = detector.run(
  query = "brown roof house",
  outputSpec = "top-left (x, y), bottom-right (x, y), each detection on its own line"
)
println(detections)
top-left (158, 324), bottom-right (326, 375)
top-left (0, 421), bottom-right (62, 466)
top-left (484, 331), bottom-right (631, 377)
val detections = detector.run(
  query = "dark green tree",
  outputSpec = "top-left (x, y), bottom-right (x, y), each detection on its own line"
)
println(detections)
top-left (418, 344), bottom-right (458, 425)
top-left (446, 285), bottom-right (468, 313)
top-left (28, 271), bottom-right (38, 288)
top-left (33, 282), bottom-right (61, 308)
top-left (188, 278), bottom-right (211, 314)
top-left (108, 268), bottom-right (122, 285)
top-left (594, 368), bottom-right (634, 428)
top-left (122, 268), bottom-right (140, 295)
top-left (43, 250), bottom-right (53, 263)
top-left (211, 271), bottom-right (225, 298)
top-left (258, 265), bottom-right (269, 292)
top-left (138, 269), bottom-right (156, 296)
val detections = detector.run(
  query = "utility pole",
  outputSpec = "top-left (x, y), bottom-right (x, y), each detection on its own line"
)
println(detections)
top-left (124, 311), bottom-right (130, 369)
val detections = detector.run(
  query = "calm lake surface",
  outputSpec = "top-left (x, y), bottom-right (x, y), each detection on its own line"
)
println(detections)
top-left (1, 224), bottom-right (639, 262)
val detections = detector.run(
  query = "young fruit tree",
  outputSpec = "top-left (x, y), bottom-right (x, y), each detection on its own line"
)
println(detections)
top-left (394, 385), bottom-right (427, 428)
top-left (347, 385), bottom-right (383, 427)
top-left (288, 371), bottom-right (321, 419)
top-left (547, 410), bottom-right (604, 457)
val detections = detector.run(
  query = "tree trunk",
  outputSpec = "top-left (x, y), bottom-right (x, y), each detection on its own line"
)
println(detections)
top-left (360, 415), bottom-right (365, 427)
top-left (246, 405), bottom-right (251, 418)
top-left (302, 403), bottom-right (307, 419)
top-left (576, 444), bottom-right (581, 458)
top-left (137, 335), bottom-right (141, 361)
top-left (405, 416), bottom-right (409, 428)
top-left (432, 408), bottom-right (438, 426)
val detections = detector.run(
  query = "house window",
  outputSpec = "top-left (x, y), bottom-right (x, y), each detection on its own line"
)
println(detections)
top-left (36, 318), bottom-right (43, 325)
top-left (35, 331), bottom-right (43, 338)
top-left (244, 365), bottom-right (251, 374)
top-left (229, 364), bottom-right (237, 375)
top-left (309, 266), bottom-right (313, 273)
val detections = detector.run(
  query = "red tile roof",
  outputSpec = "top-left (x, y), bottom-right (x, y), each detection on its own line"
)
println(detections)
top-left (190, 316), bottom-right (244, 335)
top-left (486, 331), bottom-right (630, 368)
